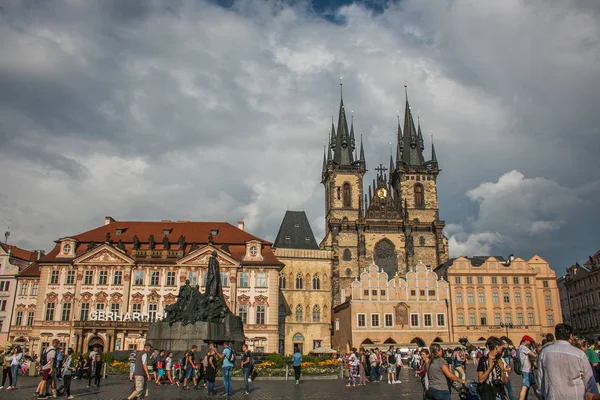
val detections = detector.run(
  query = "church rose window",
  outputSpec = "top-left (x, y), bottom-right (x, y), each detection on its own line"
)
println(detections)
top-left (414, 183), bottom-right (424, 208)
top-left (374, 239), bottom-right (397, 279)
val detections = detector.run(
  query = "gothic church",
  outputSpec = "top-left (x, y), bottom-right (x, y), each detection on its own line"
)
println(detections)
top-left (320, 85), bottom-right (449, 305)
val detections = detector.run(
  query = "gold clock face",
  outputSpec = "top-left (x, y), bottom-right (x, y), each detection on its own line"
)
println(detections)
top-left (377, 188), bottom-right (388, 199)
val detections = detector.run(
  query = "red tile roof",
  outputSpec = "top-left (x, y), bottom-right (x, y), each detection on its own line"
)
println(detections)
top-left (18, 262), bottom-right (42, 278)
top-left (0, 243), bottom-right (39, 262)
top-left (39, 220), bottom-right (281, 266)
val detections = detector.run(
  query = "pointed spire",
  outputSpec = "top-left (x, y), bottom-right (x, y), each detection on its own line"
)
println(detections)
top-left (431, 136), bottom-right (438, 166)
top-left (400, 83), bottom-right (424, 166)
top-left (330, 116), bottom-right (336, 150)
top-left (333, 79), bottom-right (353, 166)
top-left (359, 134), bottom-right (365, 165)
top-left (417, 117), bottom-right (425, 152)
top-left (322, 146), bottom-right (327, 175)
top-left (388, 152), bottom-right (394, 184)
top-left (350, 114), bottom-right (356, 152)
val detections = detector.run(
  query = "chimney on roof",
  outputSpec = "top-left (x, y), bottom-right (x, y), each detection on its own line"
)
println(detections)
top-left (105, 216), bottom-right (116, 225)
top-left (37, 250), bottom-right (45, 260)
top-left (238, 221), bottom-right (245, 231)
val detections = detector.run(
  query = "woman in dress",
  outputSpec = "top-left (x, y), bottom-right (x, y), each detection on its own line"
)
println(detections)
top-left (205, 344), bottom-right (217, 395)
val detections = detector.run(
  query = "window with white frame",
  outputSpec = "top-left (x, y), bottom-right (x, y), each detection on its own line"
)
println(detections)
top-left (15, 311), bottom-right (23, 326)
top-left (20, 283), bottom-right (28, 296)
top-left (80, 303), bottom-right (89, 321)
top-left (166, 271), bottom-right (175, 286)
top-left (456, 292), bottom-right (463, 304)
top-left (256, 305), bottom-right (265, 325)
top-left (238, 305), bottom-right (248, 324)
top-left (84, 271), bottom-right (93, 285)
top-left (148, 304), bottom-right (158, 322)
top-left (238, 272), bottom-right (249, 288)
top-left (371, 314), bottom-right (380, 327)
top-left (27, 311), bottom-right (34, 326)
top-left (515, 292), bottom-right (522, 303)
top-left (517, 312), bottom-right (524, 325)
top-left (256, 272), bottom-right (267, 288)
top-left (45, 303), bottom-right (55, 321)
top-left (467, 292), bottom-right (474, 304)
top-left (357, 314), bottom-right (366, 327)
top-left (545, 295), bottom-right (552, 306)
top-left (469, 312), bottom-right (476, 326)
top-left (65, 271), bottom-right (75, 285)
top-left (111, 303), bottom-right (120, 314)
top-left (495, 313), bottom-right (501, 325)
top-left (132, 303), bottom-right (142, 314)
top-left (113, 270), bottom-right (123, 285)
top-left (436, 313), bottom-right (446, 327)
top-left (526, 292), bottom-right (533, 304)
top-left (98, 270), bottom-right (108, 285)
top-left (134, 271), bottom-right (144, 286)
top-left (32, 283), bottom-right (38, 296)
top-left (410, 313), bottom-right (419, 327)
top-left (424, 314), bottom-right (433, 327)
top-left (384, 313), bottom-right (393, 327)
top-left (61, 303), bottom-right (71, 321)
top-left (150, 271), bottom-right (160, 286)
top-left (478, 292), bottom-right (485, 303)
top-left (220, 272), bottom-right (229, 287)
top-left (50, 270), bottom-right (60, 285)
top-left (547, 314), bottom-right (554, 326)
top-left (457, 313), bottom-right (464, 326)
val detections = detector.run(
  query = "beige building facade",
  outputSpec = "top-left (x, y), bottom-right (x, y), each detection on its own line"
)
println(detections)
top-left (273, 211), bottom-right (333, 355)
top-left (435, 255), bottom-right (562, 346)
top-left (320, 87), bottom-right (449, 306)
top-left (9, 218), bottom-right (283, 356)
top-left (0, 243), bottom-right (41, 345)
top-left (332, 262), bottom-right (451, 351)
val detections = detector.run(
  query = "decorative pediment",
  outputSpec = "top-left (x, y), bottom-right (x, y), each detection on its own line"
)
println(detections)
top-left (15, 303), bottom-right (26, 311)
top-left (74, 244), bottom-right (133, 265)
top-left (110, 292), bottom-right (123, 302)
top-left (254, 295), bottom-right (269, 307)
top-left (95, 291), bottom-right (108, 302)
top-left (238, 294), bottom-right (250, 306)
top-left (46, 292), bottom-right (58, 303)
top-left (147, 290), bottom-right (161, 302)
top-left (177, 246), bottom-right (239, 267)
top-left (131, 292), bottom-right (144, 302)
top-left (164, 293), bottom-right (177, 305)
top-left (62, 292), bottom-right (75, 303)
top-left (81, 291), bottom-right (93, 301)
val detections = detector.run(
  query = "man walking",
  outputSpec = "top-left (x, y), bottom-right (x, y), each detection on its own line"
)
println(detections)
top-left (218, 341), bottom-right (234, 397)
top-left (183, 345), bottom-right (197, 390)
top-left (518, 335), bottom-right (537, 400)
top-left (37, 338), bottom-right (60, 399)
top-left (538, 324), bottom-right (599, 400)
top-left (127, 343), bottom-right (152, 400)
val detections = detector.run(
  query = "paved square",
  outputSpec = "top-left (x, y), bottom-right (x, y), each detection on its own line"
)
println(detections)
top-left (1, 364), bottom-right (538, 399)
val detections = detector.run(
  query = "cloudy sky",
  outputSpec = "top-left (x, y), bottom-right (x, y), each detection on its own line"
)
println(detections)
top-left (1, 0), bottom-right (599, 274)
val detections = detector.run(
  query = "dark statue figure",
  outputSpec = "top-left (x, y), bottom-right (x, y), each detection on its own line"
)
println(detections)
top-left (148, 235), bottom-right (155, 250)
top-left (190, 242), bottom-right (199, 251)
top-left (163, 235), bottom-right (170, 250)
top-left (164, 251), bottom-right (230, 325)
top-left (105, 232), bottom-right (111, 243)
top-left (132, 235), bottom-right (140, 250)
top-left (208, 232), bottom-right (214, 245)
top-left (117, 239), bottom-right (125, 251)
top-left (178, 235), bottom-right (186, 250)
top-left (87, 242), bottom-right (96, 251)
top-left (220, 243), bottom-right (230, 253)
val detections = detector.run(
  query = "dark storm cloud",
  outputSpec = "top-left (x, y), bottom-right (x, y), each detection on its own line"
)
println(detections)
top-left (0, 0), bottom-right (598, 274)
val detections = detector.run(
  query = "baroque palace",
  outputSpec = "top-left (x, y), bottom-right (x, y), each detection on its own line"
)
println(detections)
top-left (4, 83), bottom-right (564, 355)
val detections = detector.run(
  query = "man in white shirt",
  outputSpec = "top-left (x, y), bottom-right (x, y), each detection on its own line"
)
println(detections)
top-left (538, 324), bottom-right (599, 400)
top-left (37, 338), bottom-right (60, 400)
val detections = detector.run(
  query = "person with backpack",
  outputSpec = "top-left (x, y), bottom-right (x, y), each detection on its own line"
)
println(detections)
top-left (387, 348), bottom-right (398, 384)
top-left (218, 341), bottom-right (235, 396)
top-left (240, 343), bottom-right (253, 395)
top-left (37, 339), bottom-right (60, 399)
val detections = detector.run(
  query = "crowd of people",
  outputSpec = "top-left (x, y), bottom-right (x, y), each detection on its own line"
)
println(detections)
top-left (127, 340), bottom-right (255, 399)
top-left (338, 323), bottom-right (600, 400)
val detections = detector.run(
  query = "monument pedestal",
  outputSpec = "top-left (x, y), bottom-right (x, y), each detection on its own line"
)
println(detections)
top-left (147, 314), bottom-right (245, 353)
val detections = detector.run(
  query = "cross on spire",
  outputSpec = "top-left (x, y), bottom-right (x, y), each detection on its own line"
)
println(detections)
top-left (375, 163), bottom-right (387, 178)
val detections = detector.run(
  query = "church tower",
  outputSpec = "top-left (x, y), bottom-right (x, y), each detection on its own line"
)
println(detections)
top-left (321, 82), bottom-right (366, 305)
top-left (321, 82), bottom-right (448, 306)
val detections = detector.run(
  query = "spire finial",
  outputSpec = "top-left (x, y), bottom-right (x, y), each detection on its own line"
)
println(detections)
top-left (340, 76), bottom-right (343, 98)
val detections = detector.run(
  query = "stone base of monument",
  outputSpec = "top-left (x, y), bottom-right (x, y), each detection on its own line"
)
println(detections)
top-left (147, 314), bottom-right (245, 354)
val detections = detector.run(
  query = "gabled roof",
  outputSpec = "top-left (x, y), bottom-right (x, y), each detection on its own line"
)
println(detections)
top-left (0, 243), bottom-right (39, 262)
top-left (273, 211), bottom-right (319, 250)
top-left (38, 220), bottom-right (281, 266)
top-left (18, 262), bottom-right (42, 278)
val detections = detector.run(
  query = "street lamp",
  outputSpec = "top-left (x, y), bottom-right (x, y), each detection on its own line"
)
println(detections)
top-left (500, 322), bottom-right (514, 339)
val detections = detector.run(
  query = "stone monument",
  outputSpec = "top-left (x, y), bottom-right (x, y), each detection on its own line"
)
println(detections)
top-left (147, 250), bottom-right (245, 352)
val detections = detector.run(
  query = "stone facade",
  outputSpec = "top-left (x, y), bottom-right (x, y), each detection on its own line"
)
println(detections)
top-left (435, 255), bottom-right (562, 346)
top-left (0, 244), bottom-right (40, 346)
top-left (559, 249), bottom-right (600, 339)
top-left (8, 218), bottom-right (283, 356)
top-left (332, 262), bottom-right (451, 351)
top-left (275, 247), bottom-right (332, 355)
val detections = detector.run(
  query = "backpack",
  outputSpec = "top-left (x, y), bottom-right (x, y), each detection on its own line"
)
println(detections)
top-left (40, 348), bottom-right (51, 366)
top-left (388, 353), bottom-right (396, 365)
top-left (227, 349), bottom-right (235, 363)
top-left (512, 350), bottom-right (523, 375)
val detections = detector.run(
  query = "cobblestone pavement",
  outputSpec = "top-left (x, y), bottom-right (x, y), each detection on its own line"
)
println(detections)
top-left (1, 364), bottom-right (538, 400)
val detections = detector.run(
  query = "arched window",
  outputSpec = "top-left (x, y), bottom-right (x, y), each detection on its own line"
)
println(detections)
top-left (419, 236), bottom-right (425, 246)
top-left (279, 305), bottom-right (286, 323)
top-left (312, 305), bottom-right (321, 322)
top-left (295, 305), bottom-right (303, 322)
top-left (343, 183), bottom-right (351, 207)
top-left (295, 273), bottom-right (303, 289)
top-left (414, 184), bottom-right (424, 208)
top-left (279, 273), bottom-right (286, 289)
top-left (343, 249), bottom-right (352, 261)
top-left (374, 239), bottom-right (397, 279)
top-left (345, 268), bottom-right (352, 277)
top-left (312, 274), bottom-right (320, 290)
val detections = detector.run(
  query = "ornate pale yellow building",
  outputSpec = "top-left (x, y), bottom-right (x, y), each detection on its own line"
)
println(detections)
top-left (434, 255), bottom-right (562, 345)
top-left (273, 211), bottom-right (332, 354)
top-left (9, 218), bottom-right (283, 355)
top-left (320, 86), bottom-right (449, 306)
top-left (332, 262), bottom-right (451, 351)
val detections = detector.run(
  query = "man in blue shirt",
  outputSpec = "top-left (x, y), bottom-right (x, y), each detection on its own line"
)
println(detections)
top-left (291, 347), bottom-right (302, 385)
top-left (218, 341), bottom-right (234, 397)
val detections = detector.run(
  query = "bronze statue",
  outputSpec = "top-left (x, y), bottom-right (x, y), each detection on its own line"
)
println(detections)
top-left (132, 235), bottom-right (140, 250)
top-left (148, 235), bottom-right (155, 250)
top-left (163, 235), bottom-right (170, 250)
top-left (178, 235), bottom-right (186, 250)
top-left (164, 251), bottom-right (231, 325)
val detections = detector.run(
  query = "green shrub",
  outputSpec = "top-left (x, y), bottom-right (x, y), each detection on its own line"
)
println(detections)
top-left (263, 353), bottom-right (288, 368)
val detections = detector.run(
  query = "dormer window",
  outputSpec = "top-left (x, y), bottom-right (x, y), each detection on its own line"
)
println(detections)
top-left (116, 229), bottom-right (125, 235)
top-left (211, 229), bottom-right (219, 236)
top-left (249, 246), bottom-right (258, 256)
top-left (305, 236), bottom-right (310, 241)
top-left (294, 224), bottom-right (300, 228)
top-left (285, 236), bottom-right (290, 241)
top-left (62, 244), bottom-right (71, 255)
top-left (163, 229), bottom-right (172, 236)
top-left (244, 240), bottom-right (263, 261)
